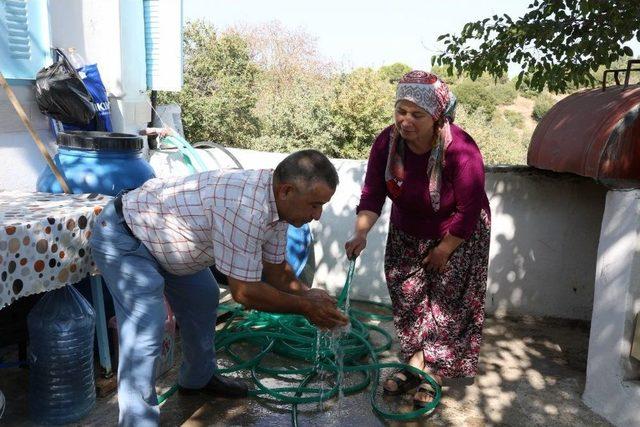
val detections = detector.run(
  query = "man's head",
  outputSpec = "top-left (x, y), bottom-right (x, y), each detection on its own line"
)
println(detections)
top-left (273, 150), bottom-right (339, 227)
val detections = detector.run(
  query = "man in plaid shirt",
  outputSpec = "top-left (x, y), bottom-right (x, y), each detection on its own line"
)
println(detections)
top-left (90, 150), bottom-right (348, 426)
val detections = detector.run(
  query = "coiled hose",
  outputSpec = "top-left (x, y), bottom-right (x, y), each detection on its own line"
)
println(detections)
top-left (158, 262), bottom-right (441, 423)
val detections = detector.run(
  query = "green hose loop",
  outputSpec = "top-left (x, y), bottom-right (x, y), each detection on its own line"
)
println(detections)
top-left (161, 134), bottom-right (209, 174)
top-left (158, 260), bottom-right (441, 421)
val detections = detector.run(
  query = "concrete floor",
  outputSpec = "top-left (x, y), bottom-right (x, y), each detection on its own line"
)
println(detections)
top-left (0, 304), bottom-right (611, 426)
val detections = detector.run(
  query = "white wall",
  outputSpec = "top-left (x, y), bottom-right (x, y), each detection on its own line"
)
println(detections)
top-left (0, 1), bottom-right (152, 193)
top-left (150, 148), bottom-right (607, 321)
top-left (0, 84), bottom-right (53, 192)
top-left (583, 189), bottom-right (640, 427)
top-left (48, 0), bottom-right (150, 134)
top-left (1, 123), bottom-right (605, 321)
top-left (485, 168), bottom-right (606, 320)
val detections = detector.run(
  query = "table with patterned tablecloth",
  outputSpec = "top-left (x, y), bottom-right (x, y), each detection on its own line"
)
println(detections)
top-left (0, 191), bottom-right (114, 375)
top-left (0, 191), bottom-right (111, 309)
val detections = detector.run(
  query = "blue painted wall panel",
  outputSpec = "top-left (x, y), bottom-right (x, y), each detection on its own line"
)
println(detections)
top-left (0, 0), bottom-right (51, 80)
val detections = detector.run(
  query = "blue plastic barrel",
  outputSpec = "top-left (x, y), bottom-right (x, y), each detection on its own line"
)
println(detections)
top-left (286, 224), bottom-right (312, 277)
top-left (28, 286), bottom-right (96, 424)
top-left (36, 131), bottom-right (156, 328)
top-left (36, 131), bottom-right (156, 196)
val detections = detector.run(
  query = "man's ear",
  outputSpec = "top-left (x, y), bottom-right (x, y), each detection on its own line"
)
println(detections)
top-left (275, 182), bottom-right (296, 200)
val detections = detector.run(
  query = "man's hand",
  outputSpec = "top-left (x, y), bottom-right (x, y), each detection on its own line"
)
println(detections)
top-left (301, 291), bottom-right (348, 329)
top-left (227, 277), bottom-right (347, 329)
top-left (304, 288), bottom-right (335, 302)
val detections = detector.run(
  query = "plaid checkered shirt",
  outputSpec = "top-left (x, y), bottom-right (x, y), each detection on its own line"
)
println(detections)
top-left (121, 169), bottom-right (287, 280)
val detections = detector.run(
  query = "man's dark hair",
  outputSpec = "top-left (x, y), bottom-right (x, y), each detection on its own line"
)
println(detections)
top-left (274, 149), bottom-right (339, 190)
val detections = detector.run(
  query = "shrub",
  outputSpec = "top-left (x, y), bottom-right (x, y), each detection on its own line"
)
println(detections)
top-left (455, 105), bottom-right (529, 165)
top-left (158, 22), bottom-right (260, 148)
top-left (166, 21), bottom-right (536, 165)
top-left (532, 93), bottom-right (556, 121)
top-left (512, 77), bottom-right (541, 99)
top-left (452, 81), bottom-right (497, 117)
top-left (503, 110), bottom-right (524, 128)
top-left (379, 63), bottom-right (412, 84)
top-left (492, 83), bottom-right (518, 105)
top-left (326, 68), bottom-right (395, 158)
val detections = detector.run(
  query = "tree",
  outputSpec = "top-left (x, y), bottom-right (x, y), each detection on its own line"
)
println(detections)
top-left (379, 63), bottom-right (412, 84)
top-left (433, 0), bottom-right (640, 93)
top-left (157, 20), bottom-right (260, 147)
top-left (235, 22), bottom-right (337, 155)
top-left (328, 68), bottom-right (396, 158)
top-left (452, 81), bottom-right (497, 117)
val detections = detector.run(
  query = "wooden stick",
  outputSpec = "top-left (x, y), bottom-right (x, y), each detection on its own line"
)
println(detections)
top-left (0, 71), bottom-right (72, 193)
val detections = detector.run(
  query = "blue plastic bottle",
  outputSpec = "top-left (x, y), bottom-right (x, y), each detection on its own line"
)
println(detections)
top-left (27, 286), bottom-right (96, 424)
top-left (36, 131), bottom-right (156, 196)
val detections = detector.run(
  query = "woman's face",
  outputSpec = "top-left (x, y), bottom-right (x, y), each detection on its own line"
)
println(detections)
top-left (394, 100), bottom-right (435, 146)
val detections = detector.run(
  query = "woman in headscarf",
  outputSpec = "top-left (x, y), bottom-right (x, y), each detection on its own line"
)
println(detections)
top-left (345, 70), bottom-right (491, 407)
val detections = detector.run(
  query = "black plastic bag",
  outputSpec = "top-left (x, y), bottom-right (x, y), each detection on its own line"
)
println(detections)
top-left (35, 48), bottom-right (96, 126)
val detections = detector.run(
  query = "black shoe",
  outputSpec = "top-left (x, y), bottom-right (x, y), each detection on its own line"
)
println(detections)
top-left (178, 372), bottom-right (249, 398)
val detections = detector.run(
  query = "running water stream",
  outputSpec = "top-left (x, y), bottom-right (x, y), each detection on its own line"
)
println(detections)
top-left (313, 297), bottom-right (352, 413)
top-left (314, 331), bottom-right (327, 410)
top-left (313, 261), bottom-right (355, 414)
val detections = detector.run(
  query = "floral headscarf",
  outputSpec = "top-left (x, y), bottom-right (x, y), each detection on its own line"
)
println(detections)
top-left (385, 70), bottom-right (457, 211)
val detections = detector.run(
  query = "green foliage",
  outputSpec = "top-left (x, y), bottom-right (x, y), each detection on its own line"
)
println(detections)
top-left (157, 21), bottom-right (260, 148)
top-left (326, 68), bottom-right (396, 158)
top-left (162, 20), bottom-right (535, 165)
top-left (532, 93), bottom-right (556, 121)
top-left (433, 66), bottom-right (516, 106)
top-left (491, 82), bottom-right (518, 105)
top-left (251, 72), bottom-right (337, 156)
top-left (433, 0), bottom-right (640, 93)
top-left (251, 66), bottom-right (395, 159)
top-left (378, 63), bottom-right (412, 84)
top-left (512, 77), bottom-right (541, 99)
top-left (503, 110), bottom-right (524, 128)
top-left (452, 81), bottom-right (497, 117)
top-left (456, 105), bottom-right (529, 165)
top-left (430, 64), bottom-right (458, 85)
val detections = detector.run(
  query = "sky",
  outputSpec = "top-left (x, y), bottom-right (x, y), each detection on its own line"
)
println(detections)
top-left (182, 0), bottom-right (536, 74)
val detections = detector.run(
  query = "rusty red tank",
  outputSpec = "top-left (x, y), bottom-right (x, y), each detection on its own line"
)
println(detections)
top-left (527, 85), bottom-right (640, 184)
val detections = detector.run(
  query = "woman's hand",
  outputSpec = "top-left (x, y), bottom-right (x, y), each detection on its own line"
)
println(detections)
top-left (345, 232), bottom-right (367, 260)
top-left (422, 233), bottom-right (465, 273)
top-left (422, 244), bottom-right (452, 273)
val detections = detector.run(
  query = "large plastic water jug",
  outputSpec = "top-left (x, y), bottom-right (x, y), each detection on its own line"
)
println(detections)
top-left (27, 285), bottom-right (96, 424)
top-left (36, 131), bottom-right (156, 196)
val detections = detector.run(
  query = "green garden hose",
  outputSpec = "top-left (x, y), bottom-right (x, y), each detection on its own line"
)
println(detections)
top-left (160, 134), bottom-right (209, 174)
top-left (158, 261), bottom-right (441, 422)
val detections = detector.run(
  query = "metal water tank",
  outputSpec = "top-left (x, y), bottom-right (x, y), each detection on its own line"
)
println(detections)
top-left (528, 65), bottom-right (640, 187)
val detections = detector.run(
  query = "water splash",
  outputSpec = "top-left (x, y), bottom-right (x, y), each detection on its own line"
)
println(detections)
top-left (314, 330), bottom-right (326, 410)
top-left (343, 292), bottom-right (351, 318)
top-left (316, 259), bottom-right (355, 415)
top-left (330, 328), bottom-right (345, 402)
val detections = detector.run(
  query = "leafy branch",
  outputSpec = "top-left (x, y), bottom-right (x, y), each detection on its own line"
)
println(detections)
top-left (432, 0), bottom-right (640, 93)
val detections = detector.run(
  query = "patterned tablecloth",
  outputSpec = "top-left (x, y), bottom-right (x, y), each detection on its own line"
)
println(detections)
top-left (0, 191), bottom-right (111, 310)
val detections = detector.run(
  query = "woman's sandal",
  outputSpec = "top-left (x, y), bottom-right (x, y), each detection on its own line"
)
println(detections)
top-left (413, 381), bottom-right (438, 409)
top-left (382, 369), bottom-right (421, 395)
